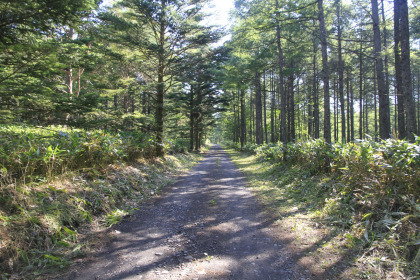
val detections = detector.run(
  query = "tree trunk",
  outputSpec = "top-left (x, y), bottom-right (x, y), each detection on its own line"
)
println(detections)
top-left (195, 88), bottom-right (202, 151)
top-left (333, 77), bottom-right (337, 142)
top-left (399, 0), bottom-right (417, 140)
top-left (255, 72), bottom-right (263, 145)
top-left (336, 0), bottom-right (345, 143)
top-left (313, 41), bottom-right (320, 139)
top-left (250, 90), bottom-right (253, 143)
top-left (346, 68), bottom-right (351, 142)
top-left (374, 67), bottom-right (378, 140)
top-left (288, 72), bottom-right (295, 142)
top-left (359, 35), bottom-right (364, 139)
top-left (381, 0), bottom-right (390, 138)
top-left (394, 0), bottom-right (405, 139)
top-left (263, 72), bottom-right (268, 143)
top-left (270, 70), bottom-right (276, 143)
top-left (155, 0), bottom-right (166, 157)
top-left (371, 0), bottom-right (390, 139)
top-left (276, 0), bottom-right (287, 144)
top-left (318, 0), bottom-right (331, 144)
top-left (241, 89), bottom-right (246, 150)
top-left (189, 86), bottom-right (194, 151)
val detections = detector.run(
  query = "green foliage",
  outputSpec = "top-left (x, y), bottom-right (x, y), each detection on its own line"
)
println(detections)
top-left (0, 124), bottom-right (192, 186)
top-left (229, 138), bottom-right (420, 277)
top-left (0, 128), bottom-right (202, 278)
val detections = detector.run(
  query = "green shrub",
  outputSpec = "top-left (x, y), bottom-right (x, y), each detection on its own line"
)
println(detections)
top-left (0, 125), bottom-right (155, 184)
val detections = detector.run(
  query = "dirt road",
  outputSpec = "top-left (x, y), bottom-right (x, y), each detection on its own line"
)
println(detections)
top-left (56, 145), bottom-right (312, 280)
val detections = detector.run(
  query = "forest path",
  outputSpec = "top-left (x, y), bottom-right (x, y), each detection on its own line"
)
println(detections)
top-left (56, 145), bottom-right (311, 280)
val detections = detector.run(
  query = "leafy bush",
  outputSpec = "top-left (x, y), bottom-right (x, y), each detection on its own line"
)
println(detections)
top-left (0, 125), bottom-right (155, 184)
top-left (240, 138), bottom-right (419, 276)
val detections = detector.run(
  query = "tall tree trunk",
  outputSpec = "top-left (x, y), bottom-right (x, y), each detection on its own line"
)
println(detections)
top-left (308, 80), bottom-right (313, 138)
top-left (288, 72), bottom-right (295, 141)
top-left (336, 0), bottom-right (345, 143)
top-left (394, 0), bottom-right (405, 139)
top-left (195, 88), bottom-right (202, 151)
top-left (371, 0), bottom-right (390, 139)
top-left (270, 70), bottom-right (276, 142)
top-left (417, 71), bottom-right (420, 133)
top-left (346, 68), bottom-right (351, 142)
top-left (240, 89), bottom-right (246, 150)
top-left (399, 0), bottom-right (417, 140)
top-left (233, 92), bottom-right (237, 143)
top-left (359, 35), bottom-right (364, 139)
top-left (365, 77), bottom-right (369, 136)
top-left (381, 0), bottom-right (390, 137)
top-left (350, 76), bottom-right (355, 141)
top-left (263, 72), bottom-right (268, 143)
top-left (318, 0), bottom-right (331, 144)
top-left (189, 86), bottom-right (194, 151)
top-left (255, 72), bottom-right (263, 145)
top-left (333, 76), bottom-right (337, 142)
top-left (374, 67), bottom-right (378, 140)
top-left (250, 91), bottom-right (253, 143)
top-left (237, 89), bottom-right (241, 143)
top-left (155, 0), bottom-right (166, 156)
top-left (313, 41), bottom-right (320, 139)
top-left (276, 0), bottom-right (287, 144)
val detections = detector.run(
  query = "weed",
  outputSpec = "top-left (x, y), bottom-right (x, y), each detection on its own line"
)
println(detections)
top-left (0, 125), bottom-right (202, 279)
top-left (225, 139), bottom-right (420, 279)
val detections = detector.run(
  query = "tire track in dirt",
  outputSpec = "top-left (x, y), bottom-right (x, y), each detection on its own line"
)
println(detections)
top-left (55, 145), bottom-right (312, 280)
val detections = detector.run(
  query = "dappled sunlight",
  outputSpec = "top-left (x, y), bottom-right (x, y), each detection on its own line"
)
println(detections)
top-left (56, 145), bottom-right (315, 279)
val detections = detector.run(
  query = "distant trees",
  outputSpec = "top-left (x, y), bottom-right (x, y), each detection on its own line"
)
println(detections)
top-left (219, 0), bottom-right (419, 145)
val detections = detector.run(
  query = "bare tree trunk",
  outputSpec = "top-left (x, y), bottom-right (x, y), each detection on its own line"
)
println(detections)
top-left (313, 40), bottom-right (320, 139)
top-left (155, 0), bottom-right (166, 156)
top-left (346, 68), bottom-right (351, 143)
top-left (318, 0), bottom-right (331, 144)
top-left (233, 92), bottom-right (237, 143)
top-left (270, 70), bottom-right (276, 143)
top-left (263, 72), bottom-right (268, 143)
top-left (289, 72), bottom-right (295, 142)
top-left (359, 35), bottom-right (364, 139)
top-left (276, 0), bottom-right (287, 144)
top-left (308, 78), bottom-right (313, 138)
top-left (371, 0), bottom-right (390, 139)
top-left (333, 76), bottom-right (337, 142)
top-left (381, 0), bottom-right (390, 137)
top-left (189, 86), bottom-right (194, 151)
top-left (374, 67), bottom-right (378, 140)
top-left (195, 88), bottom-right (202, 151)
top-left (394, 0), bottom-right (405, 139)
top-left (241, 89), bottom-right (246, 150)
top-left (399, 0), bottom-right (417, 140)
top-left (336, 0), bottom-right (345, 143)
top-left (255, 72), bottom-right (263, 145)
top-left (250, 91), bottom-right (253, 143)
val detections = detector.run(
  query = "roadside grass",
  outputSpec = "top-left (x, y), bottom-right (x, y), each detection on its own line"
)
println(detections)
top-left (225, 146), bottom-right (419, 280)
top-left (0, 124), bottom-right (203, 279)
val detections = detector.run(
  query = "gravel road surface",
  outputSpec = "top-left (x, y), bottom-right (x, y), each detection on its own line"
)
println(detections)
top-left (56, 145), bottom-right (311, 280)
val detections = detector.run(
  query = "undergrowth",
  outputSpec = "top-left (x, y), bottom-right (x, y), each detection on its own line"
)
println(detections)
top-left (226, 138), bottom-right (419, 279)
top-left (0, 124), bottom-right (201, 279)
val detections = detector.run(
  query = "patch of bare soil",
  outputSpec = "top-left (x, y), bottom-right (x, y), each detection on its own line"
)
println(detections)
top-left (53, 146), bottom-right (320, 280)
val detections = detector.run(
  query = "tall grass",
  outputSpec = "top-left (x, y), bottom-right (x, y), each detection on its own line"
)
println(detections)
top-left (0, 125), bottom-right (192, 185)
top-left (0, 124), bottom-right (194, 278)
top-left (227, 138), bottom-right (420, 276)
